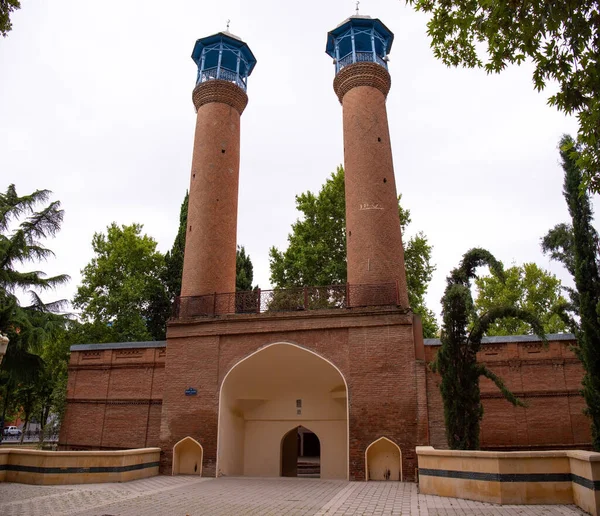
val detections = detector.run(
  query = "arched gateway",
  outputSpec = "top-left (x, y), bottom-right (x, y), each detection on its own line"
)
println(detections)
top-left (217, 343), bottom-right (348, 479)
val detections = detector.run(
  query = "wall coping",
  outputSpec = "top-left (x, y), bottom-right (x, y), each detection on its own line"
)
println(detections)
top-left (416, 446), bottom-right (599, 461)
top-left (0, 447), bottom-right (161, 457)
top-left (70, 341), bottom-right (166, 352)
top-left (423, 333), bottom-right (575, 346)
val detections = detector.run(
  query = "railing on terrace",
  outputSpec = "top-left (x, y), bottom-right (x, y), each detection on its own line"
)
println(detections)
top-left (173, 282), bottom-right (400, 318)
top-left (197, 66), bottom-right (247, 91)
top-left (338, 52), bottom-right (387, 71)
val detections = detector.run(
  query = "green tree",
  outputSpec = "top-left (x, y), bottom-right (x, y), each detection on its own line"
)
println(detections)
top-left (407, 0), bottom-right (600, 192)
top-left (0, 0), bottom-right (20, 37)
top-left (236, 245), bottom-right (254, 291)
top-left (164, 192), bottom-right (188, 301)
top-left (73, 223), bottom-right (169, 342)
top-left (475, 262), bottom-right (569, 336)
top-left (0, 184), bottom-right (69, 434)
top-left (269, 166), bottom-right (438, 336)
top-left (547, 135), bottom-right (600, 451)
top-left (433, 248), bottom-right (545, 449)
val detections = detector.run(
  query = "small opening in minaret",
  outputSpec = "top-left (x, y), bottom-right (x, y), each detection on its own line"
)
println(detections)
top-left (193, 174), bottom-right (195, 179)
top-left (383, 178), bottom-right (387, 183)
top-left (189, 225), bottom-right (192, 232)
top-left (377, 137), bottom-right (382, 142)
top-left (348, 231), bottom-right (352, 237)
top-left (222, 149), bottom-right (226, 154)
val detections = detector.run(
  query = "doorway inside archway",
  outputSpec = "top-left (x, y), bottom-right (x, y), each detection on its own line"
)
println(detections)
top-left (281, 425), bottom-right (321, 478)
top-left (217, 342), bottom-right (347, 479)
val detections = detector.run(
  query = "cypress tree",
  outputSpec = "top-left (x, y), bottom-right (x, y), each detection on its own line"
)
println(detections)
top-left (164, 192), bottom-right (189, 300)
top-left (560, 135), bottom-right (600, 451)
top-left (434, 248), bottom-right (545, 449)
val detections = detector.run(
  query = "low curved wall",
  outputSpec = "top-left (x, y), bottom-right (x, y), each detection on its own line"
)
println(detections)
top-left (416, 446), bottom-right (600, 516)
top-left (0, 447), bottom-right (160, 485)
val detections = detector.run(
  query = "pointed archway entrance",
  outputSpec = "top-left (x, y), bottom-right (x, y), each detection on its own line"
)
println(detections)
top-left (281, 425), bottom-right (321, 478)
top-left (217, 342), bottom-right (347, 479)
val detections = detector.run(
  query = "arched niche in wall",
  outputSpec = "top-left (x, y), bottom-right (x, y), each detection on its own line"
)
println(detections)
top-left (172, 436), bottom-right (203, 476)
top-left (365, 436), bottom-right (402, 481)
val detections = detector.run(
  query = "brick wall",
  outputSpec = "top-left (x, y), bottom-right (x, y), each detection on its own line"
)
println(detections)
top-left (60, 343), bottom-right (165, 450)
top-left (162, 306), bottom-right (424, 480)
top-left (424, 335), bottom-right (591, 450)
top-left (60, 327), bottom-right (591, 479)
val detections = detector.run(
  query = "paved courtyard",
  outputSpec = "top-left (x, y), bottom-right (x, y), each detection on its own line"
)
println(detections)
top-left (0, 476), bottom-right (587, 516)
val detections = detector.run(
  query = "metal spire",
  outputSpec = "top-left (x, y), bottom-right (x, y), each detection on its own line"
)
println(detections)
top-left (355, 1), bottom-right (360, 15)
top-left (226, 19), bottom-right (230, 31)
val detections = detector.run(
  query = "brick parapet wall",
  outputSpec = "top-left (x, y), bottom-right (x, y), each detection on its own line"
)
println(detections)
top-left (423, 335), bottom-right (591, 450)
top-left (60, 344), bottom-right (166, 451)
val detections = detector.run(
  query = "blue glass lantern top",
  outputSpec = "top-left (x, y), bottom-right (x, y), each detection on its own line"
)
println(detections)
top-left (191, 31), bottom-right (257, 92)
top-left (325, 16), bottom-right (394, 74)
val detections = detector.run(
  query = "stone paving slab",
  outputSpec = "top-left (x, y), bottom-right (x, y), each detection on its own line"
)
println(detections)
top-left (0, 476), bottom-right (589, 516)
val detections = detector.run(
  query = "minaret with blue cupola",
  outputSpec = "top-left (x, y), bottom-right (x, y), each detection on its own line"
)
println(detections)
top-left (326, 14), bottom-right (409, 309)
top-left (180, 30), bottom-right (257, 303)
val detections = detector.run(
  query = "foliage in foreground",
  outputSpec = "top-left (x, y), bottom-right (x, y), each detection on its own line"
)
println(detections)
top-left (544, 135), bottom-right (600, 451)
top-left (0, 184), bottom-right (69, 435)
top-left (407, 0), bottom-right (600, 192)
top-left (433, 248), bottom-right (545, 450)
top-left (0, 0), bottom-right (20, 37)
top-left (269, 166), bottom-right (438, 337)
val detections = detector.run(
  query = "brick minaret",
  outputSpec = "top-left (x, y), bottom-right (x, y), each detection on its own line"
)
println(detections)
top-left (326, 16), bottom-right (409, 308)
top-left (180, 32), bottom-right (257, 300)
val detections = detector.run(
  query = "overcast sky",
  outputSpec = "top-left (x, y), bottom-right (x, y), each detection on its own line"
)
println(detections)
top-left (1, 0), bottom-right (596, 324)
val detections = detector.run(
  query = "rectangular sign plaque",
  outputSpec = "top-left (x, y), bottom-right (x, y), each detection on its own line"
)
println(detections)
top-left (185, 388), bottom-right (198, 396)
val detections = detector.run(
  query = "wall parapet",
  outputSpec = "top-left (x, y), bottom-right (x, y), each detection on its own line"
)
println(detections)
top-left (416, 446), bottom-right (600, 515)
top-left (0, 447), bottom-right (160, 485)
top-left (423, 333), bottom-right (575, 346)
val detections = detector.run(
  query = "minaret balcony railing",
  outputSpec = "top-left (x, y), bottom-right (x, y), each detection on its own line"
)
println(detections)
top-left (337, 51), bottom-right (387, 71)
top-left (197, 66), bottom-right (247, 91)
top-left (173, 282), bottom-right (402, 318)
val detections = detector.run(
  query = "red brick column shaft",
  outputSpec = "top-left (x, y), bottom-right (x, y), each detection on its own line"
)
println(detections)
top-left (180, 80), bottom-right (248, 299)
top-left (334, 62), bottom-right (409, 308)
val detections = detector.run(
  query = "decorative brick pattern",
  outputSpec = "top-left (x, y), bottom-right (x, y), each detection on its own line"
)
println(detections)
top-left (333, 62), bottom-right (391, 104)
top-left (192, 80), bottom-right (248, 115)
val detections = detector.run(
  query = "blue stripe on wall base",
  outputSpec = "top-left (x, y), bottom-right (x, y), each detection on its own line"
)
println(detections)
top-left (419, 468), bottom-right (600, 491)
top-left (0, 461), bottom-right (159, 475)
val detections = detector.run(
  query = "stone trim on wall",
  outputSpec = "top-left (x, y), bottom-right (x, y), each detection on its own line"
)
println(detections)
top-left (424, 333), bottom-right (576, 346)
top-left (66, 398), bottom-right (162, 405)
top-left (71, 341), bottom-right (166, 352)
top-left (68, 362), bottom-right (165, 371)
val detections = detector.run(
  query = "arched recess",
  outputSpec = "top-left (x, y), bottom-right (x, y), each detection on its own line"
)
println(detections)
top-left (217, 342), bottom-right (348, 479)
top-left (172, 436), bottom-right (203, 476)
top-left (365, 437), bottom-right (402, 481)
